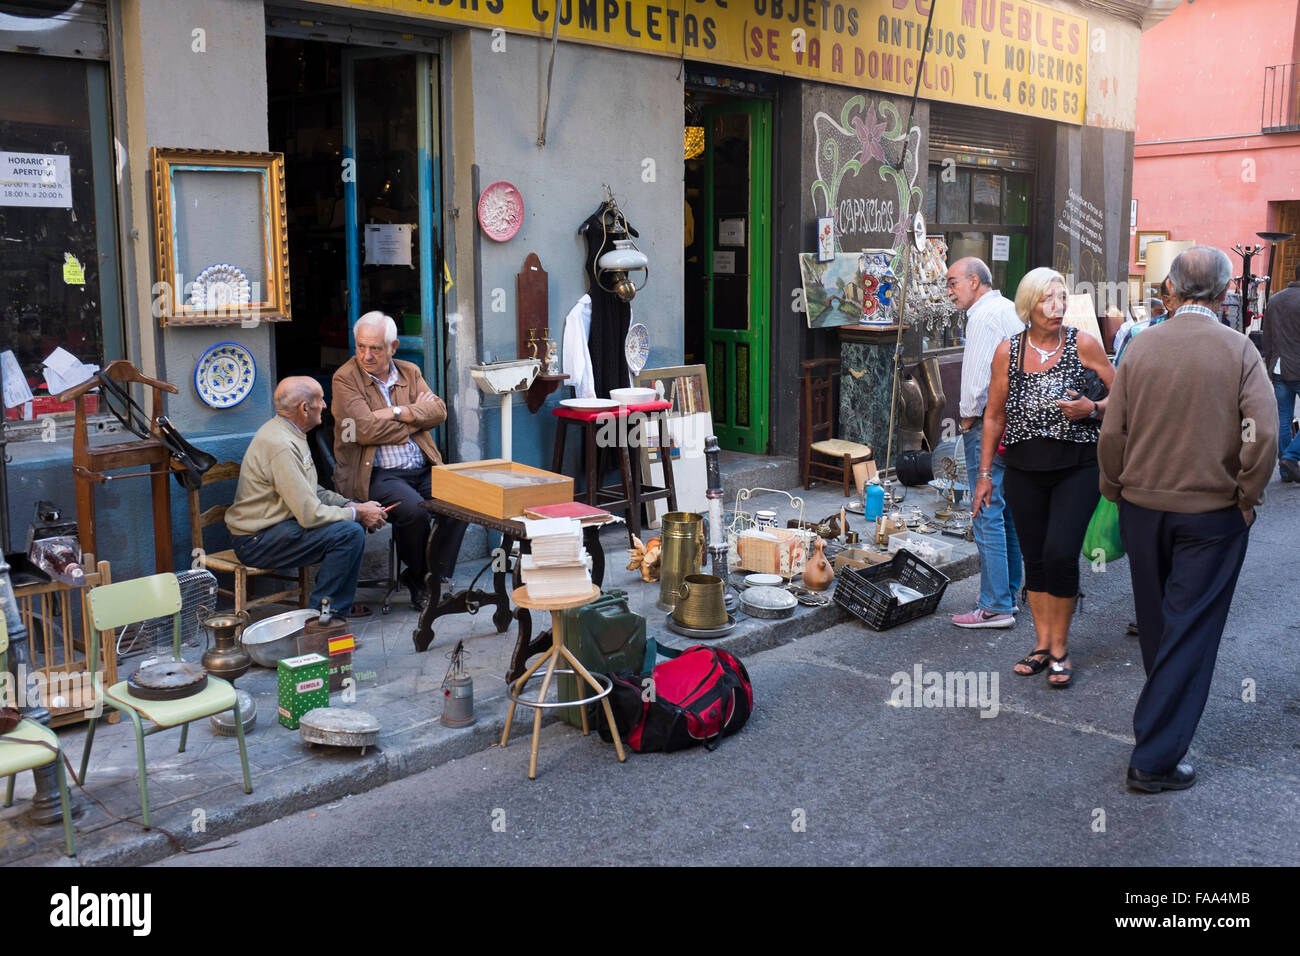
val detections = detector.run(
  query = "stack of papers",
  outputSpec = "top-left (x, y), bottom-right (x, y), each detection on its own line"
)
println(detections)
top-left (521, 517), bottom-right (593, 599)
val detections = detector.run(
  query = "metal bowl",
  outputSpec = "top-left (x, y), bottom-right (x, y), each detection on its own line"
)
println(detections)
top-left (241, 608), bottom-right (316, 668)
top-left (210, 689), bottom-right (257, 736)
top-left (739, 585), bottom-right (797, 620)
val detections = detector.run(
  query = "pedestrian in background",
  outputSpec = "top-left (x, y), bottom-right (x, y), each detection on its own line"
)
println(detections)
top-left (1261, 261), bottom-right (1300, 482)
top-left (946, 257), bottom-right (1026, 630)
top-left (1099, 246), bottom-right (1276, 792)
top-left (972, 267), bottom-right (1114, 687)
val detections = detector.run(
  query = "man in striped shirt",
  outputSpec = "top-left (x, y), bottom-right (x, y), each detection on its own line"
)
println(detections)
top-left (947, 257), bottom-right (1027, 629)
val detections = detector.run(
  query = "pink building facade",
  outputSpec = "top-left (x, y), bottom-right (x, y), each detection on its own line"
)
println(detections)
top-left (1132, 0), bottom-right (1300, 293)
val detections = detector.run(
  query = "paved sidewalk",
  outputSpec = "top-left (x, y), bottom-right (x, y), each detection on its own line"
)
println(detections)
top-left (3, 481), bottom-right (972, 866)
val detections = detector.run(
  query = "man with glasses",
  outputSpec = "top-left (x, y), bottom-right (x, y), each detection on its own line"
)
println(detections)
top-left (332, 312), bottom-right (467, 623)
top-left (947, 257), bottom-right (1027, 628)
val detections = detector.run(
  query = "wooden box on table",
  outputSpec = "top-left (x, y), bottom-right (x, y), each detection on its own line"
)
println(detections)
top-left (431, 459), bottom-right (574, 520)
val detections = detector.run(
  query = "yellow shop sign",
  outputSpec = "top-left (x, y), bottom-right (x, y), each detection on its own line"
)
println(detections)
top-left (331, 0), bottom-right (1088, 124)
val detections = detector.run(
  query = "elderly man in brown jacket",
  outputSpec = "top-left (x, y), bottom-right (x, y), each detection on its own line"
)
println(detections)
top-left (1098, 245), bottom-right (1276, 794)
top-left (332, 311), bottom-right (466, 621)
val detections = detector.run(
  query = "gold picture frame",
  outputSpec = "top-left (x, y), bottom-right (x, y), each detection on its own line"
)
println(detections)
top-left (150, 147), bottom-right (291, 326)
top-left (1134, 229), bottom-right (1169, 267)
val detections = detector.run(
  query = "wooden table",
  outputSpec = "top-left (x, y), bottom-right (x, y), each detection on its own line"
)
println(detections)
top-left (414, 499), bottom-right (612, 680)
top-left (501, 584), bottom-right (627, 779)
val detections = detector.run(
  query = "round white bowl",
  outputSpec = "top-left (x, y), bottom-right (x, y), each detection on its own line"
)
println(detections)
top-left (609, 387), bottom-right (656, 406)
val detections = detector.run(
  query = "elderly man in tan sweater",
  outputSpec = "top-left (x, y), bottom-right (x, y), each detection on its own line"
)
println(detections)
top-left (226, 377), bottom-right (387, 622)
top-left (1099, 245), bottom-right (1276, 793)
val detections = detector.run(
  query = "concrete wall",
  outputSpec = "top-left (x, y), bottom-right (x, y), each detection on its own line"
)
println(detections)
top-left (446, 30), bottom-right (685, 473)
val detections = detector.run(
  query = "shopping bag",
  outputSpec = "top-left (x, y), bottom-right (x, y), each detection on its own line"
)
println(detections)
top-left (1081, 497), bottom-right (1124, 563)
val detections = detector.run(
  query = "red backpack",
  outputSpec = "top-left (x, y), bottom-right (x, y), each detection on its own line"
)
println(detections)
top-left (598, 644), bottom-right (754, 753)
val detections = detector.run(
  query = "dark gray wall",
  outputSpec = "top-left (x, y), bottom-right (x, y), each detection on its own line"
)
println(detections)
top-left (1047, 124), bottom-right (1136, 306)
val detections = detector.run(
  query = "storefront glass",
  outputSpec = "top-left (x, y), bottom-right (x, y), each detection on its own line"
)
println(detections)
top-left (0, 51), bottom-right (120, 406)
top-left (924, 164), bottom-right (1031, 351)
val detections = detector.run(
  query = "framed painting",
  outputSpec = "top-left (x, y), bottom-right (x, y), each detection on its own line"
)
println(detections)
top-left (150, 147), bottom-right (291, 326)
top-left (1135, 229), bottom-right (1169, 267)
top-left (800, 252), bottom-right (864, 329)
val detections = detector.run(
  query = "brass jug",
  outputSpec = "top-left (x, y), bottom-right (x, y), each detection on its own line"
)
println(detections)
top-left (197, 606), bottom-right (252, 684)
top-left (657, 512), bottom-right (705, 611)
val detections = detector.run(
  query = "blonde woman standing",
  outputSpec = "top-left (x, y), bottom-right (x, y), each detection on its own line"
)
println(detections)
top-left (971, 268), bottom-right (1115, 688)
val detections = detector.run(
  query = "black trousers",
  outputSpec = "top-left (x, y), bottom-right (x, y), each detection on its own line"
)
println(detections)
top-left (1002, 463), bottom-right (1099, 598)
top-left (1121, 500), bottom-right (1250, 774)
top-left (369, 465), bottom-right (467, 583)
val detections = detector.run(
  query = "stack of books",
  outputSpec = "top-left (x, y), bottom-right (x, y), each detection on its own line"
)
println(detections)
top-left (520, 517), bottom-right (594, 600)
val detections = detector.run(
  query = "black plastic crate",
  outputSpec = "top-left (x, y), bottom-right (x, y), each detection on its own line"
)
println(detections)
top-left (833, 550), bottom-right (950, 630)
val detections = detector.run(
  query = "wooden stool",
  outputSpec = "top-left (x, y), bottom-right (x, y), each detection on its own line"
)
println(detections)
top-left (551, 399), bottom-right (677, 541)
top-left (502, 585), bottom-right (627, 779)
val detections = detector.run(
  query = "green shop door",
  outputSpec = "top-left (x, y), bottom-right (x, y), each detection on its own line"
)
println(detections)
top-left (702, 100), bottom-right (771, 453)
top-left (341, 49), bottom-right (444, 445)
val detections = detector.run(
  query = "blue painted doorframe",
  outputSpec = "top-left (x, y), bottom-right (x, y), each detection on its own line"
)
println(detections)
top-left (341, 49), bottom-right (444, 448)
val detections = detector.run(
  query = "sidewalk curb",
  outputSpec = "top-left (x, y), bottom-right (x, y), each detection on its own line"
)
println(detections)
top-left (33, 555), bottom-right (977, 867)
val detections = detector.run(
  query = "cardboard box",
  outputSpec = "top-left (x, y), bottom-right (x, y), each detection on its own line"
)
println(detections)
top-left (278, 653), bottom-right (329, 729)
top-left (432, 459), bottom-right (573, 519)
top-left (833, 547), bottom-right (894, 572)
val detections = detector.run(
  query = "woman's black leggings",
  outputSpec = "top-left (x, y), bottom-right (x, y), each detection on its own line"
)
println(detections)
top-left (1002, 464), bottom-right (1100, 598)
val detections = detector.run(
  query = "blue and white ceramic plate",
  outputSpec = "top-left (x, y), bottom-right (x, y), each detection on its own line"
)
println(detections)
top-left (195, 341), bottom-right (256, 409)
top-left (624, 323), bottom-right (650, 374)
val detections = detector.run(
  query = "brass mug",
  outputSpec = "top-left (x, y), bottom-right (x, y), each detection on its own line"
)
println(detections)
top-left (672, 574), bottom-right (727, 629)
top-left (658, 511), bottom-right (705, 611)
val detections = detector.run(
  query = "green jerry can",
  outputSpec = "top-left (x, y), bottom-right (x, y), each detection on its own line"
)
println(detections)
top-left (557, 589), bottom-right (650, 728)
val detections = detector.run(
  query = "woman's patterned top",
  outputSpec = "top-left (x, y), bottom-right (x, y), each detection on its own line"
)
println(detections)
top-left (1004, 326), bottom-right (1100, 446)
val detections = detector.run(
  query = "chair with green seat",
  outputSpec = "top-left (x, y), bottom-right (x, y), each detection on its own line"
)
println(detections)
top-left (1, 616), bottom-right (77, 856)
top-left (82, 572), bottom-right (252, 828)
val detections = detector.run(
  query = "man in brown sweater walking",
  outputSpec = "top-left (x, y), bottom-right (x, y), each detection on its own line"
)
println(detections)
top-left (1098, 246), bottom-right (1276, 792)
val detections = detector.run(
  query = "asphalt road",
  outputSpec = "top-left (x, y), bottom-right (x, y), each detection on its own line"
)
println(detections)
top-left (154, 479), bottom-right (1300, 868)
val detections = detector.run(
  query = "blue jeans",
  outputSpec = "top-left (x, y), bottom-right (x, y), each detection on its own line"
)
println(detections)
top-left (1274, 380), bottom-right (1300, 465)
top-left (964, 425), bottom-right (1023, 613)
top-left (231, 519), bottom-right (366, 617)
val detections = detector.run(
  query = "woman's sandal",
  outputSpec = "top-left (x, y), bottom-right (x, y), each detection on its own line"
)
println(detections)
top-left (1014, 648), bottom-right (1052, 676)
top-left (1048, 654), bottom-right (1073, 689)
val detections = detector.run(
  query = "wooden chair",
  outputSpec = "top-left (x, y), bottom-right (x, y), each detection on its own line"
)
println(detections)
top-left (188, 461), bottom-right (309, 615)
top-left (82, 573), bottom-right (252, 828)
top-left (1, 617), bottom-right (77, 856)
top-left (13, 558), bottom-right (119, 727)
top-left (800, 358), bottom-right (874, 496)
top-left (57, 360), bottom-right (177, 573)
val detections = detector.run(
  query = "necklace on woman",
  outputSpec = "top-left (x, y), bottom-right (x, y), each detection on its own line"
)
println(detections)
top-left (1027, 331), bottom-right (1063, 363)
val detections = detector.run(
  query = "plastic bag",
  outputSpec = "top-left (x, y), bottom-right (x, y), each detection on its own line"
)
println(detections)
top-left (1081, 497), bottom-right (1124, 563)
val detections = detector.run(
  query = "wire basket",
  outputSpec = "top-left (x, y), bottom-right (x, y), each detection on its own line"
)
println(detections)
top-left (725, 488), bottom-right (817, 578)
top-left (833, 550), bottom-right (950, 630)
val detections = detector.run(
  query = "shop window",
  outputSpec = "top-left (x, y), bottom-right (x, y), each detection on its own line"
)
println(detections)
top-left (924, 162), bottom-right (1033, 353)
top-left (0, 52), bottom-right (120, 426)
top-left (938, 168), bottom-right (970, 224)
top-left (971, 173), bottom-right (1000, 224)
